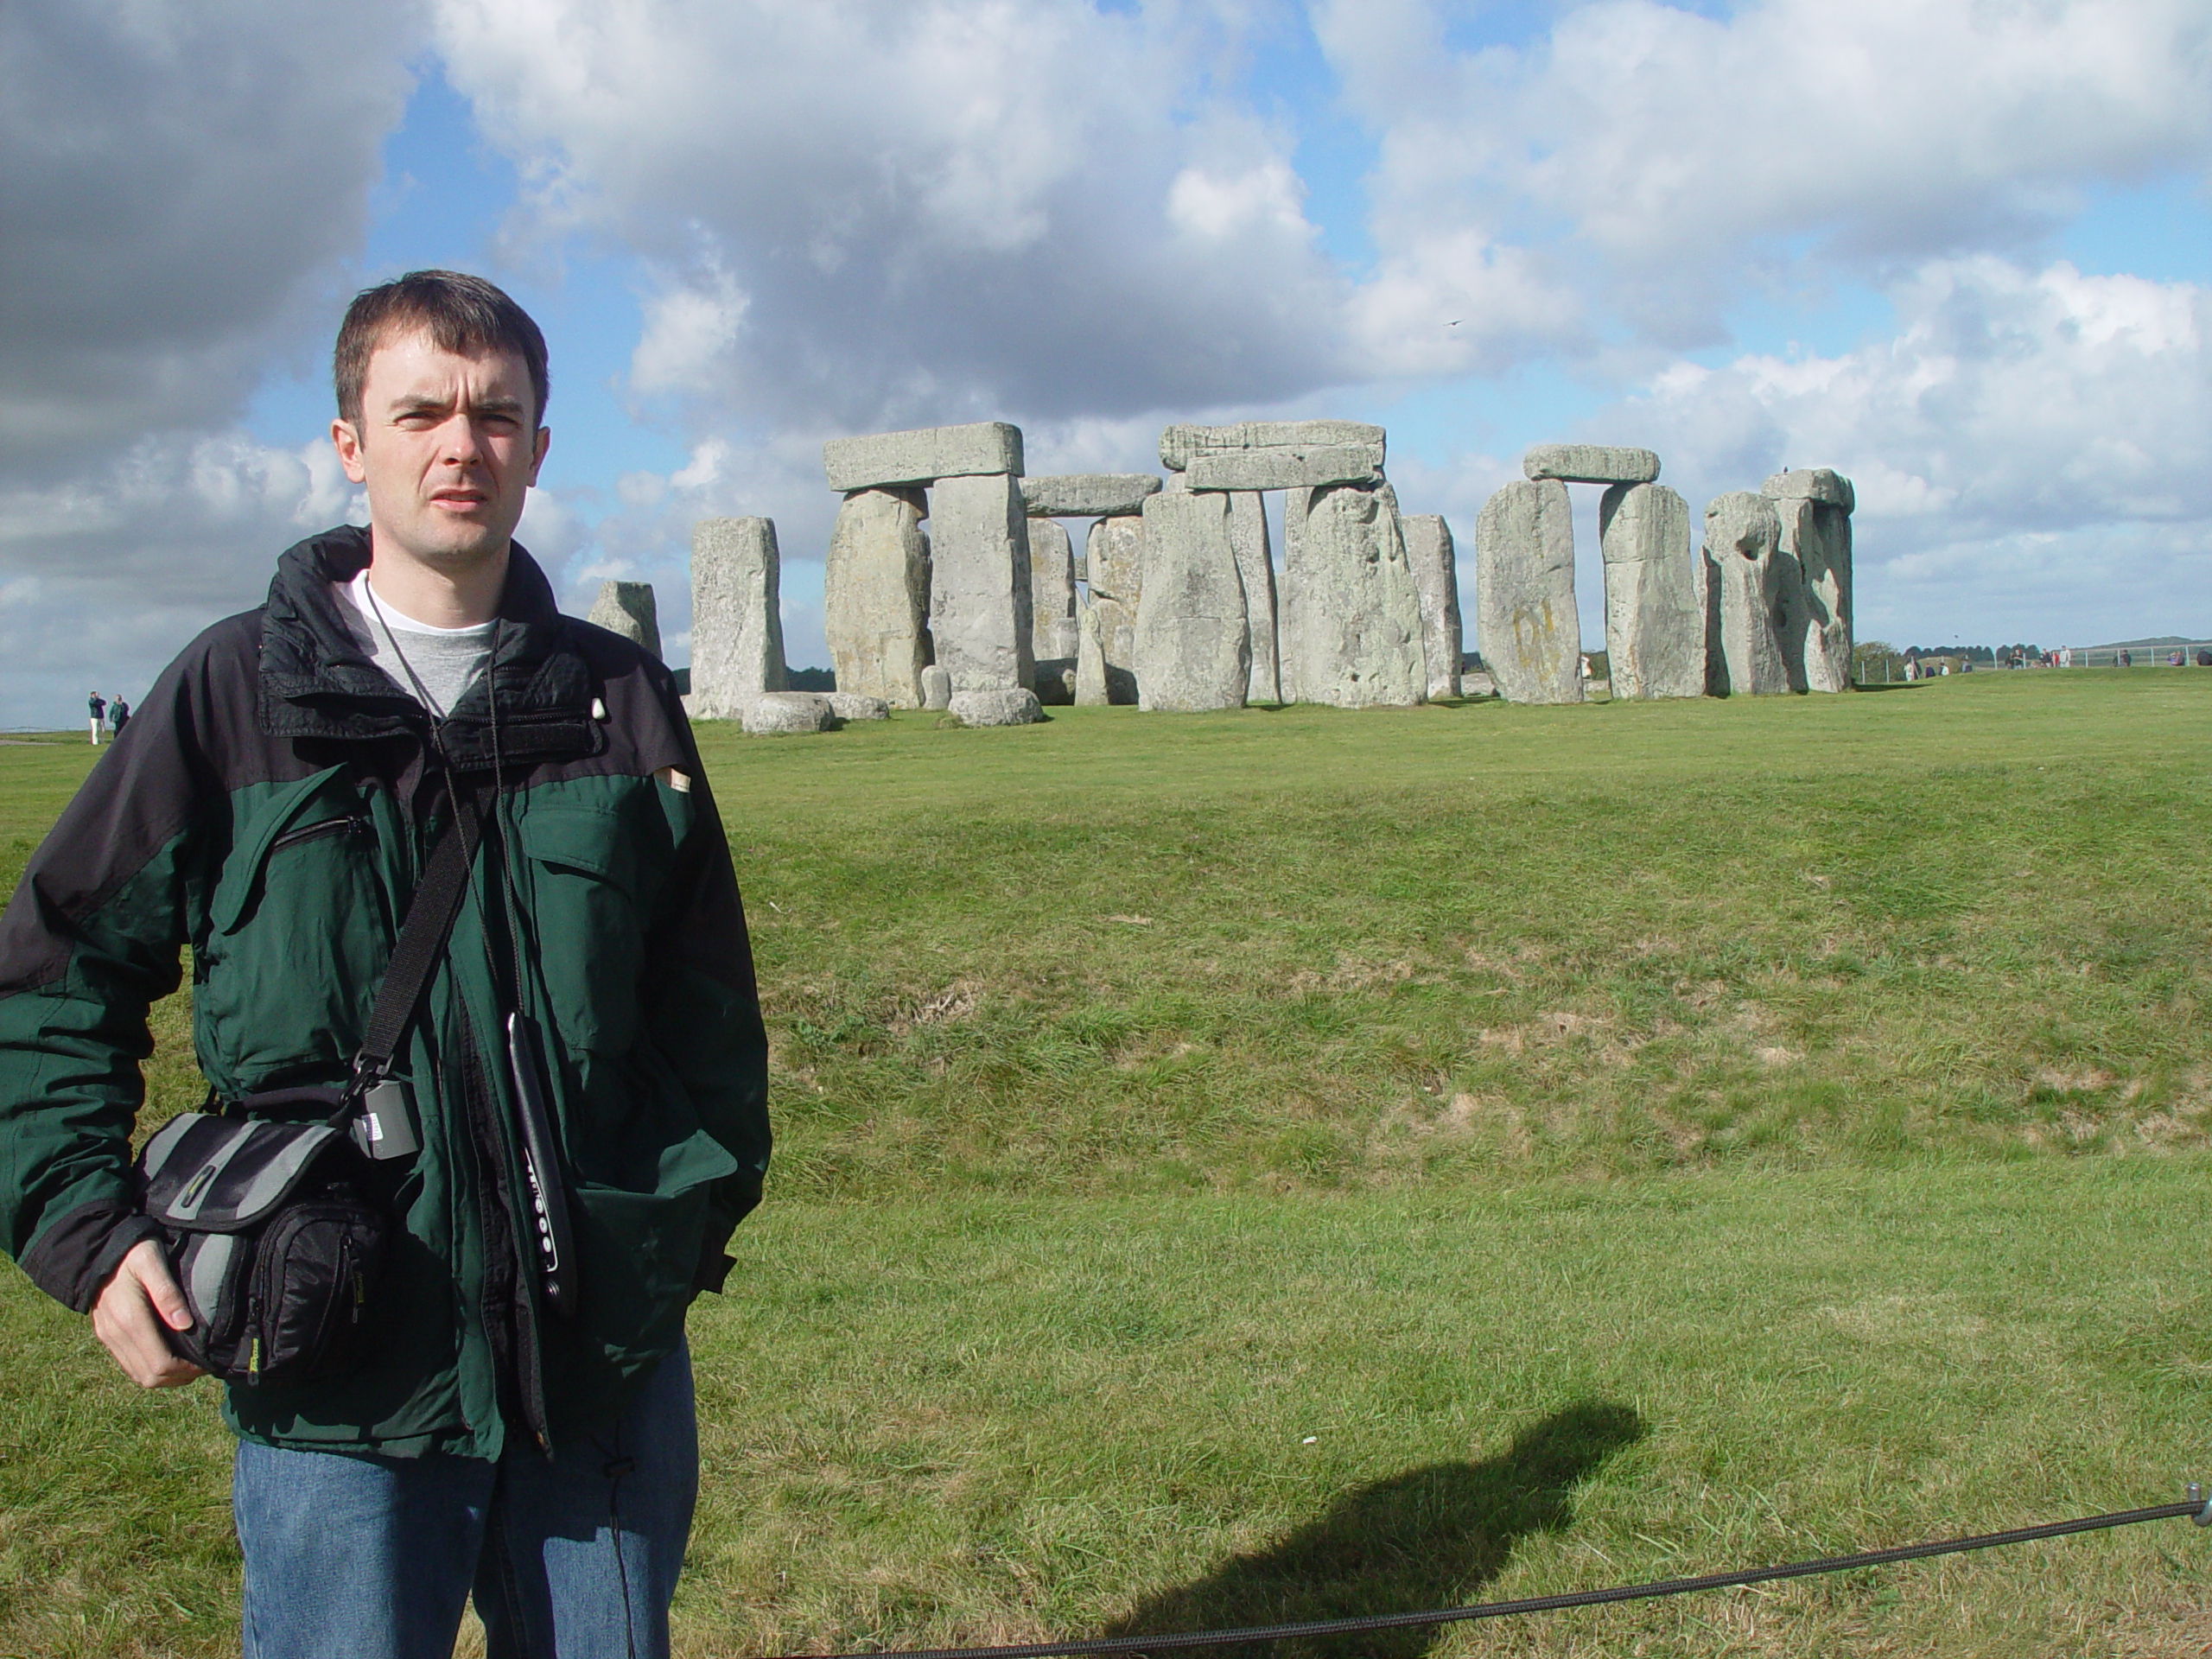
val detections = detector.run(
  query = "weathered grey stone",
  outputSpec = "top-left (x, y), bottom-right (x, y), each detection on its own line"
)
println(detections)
top-left (587, 580), bottom-right (661, 658)
top-left (1185, 444), bottom-right (1385, 493)
top-left (1020, 474), bottom-right (1162, 518)
top-left (1472, 480), bottom-right (1583, 705)
top-left (1226, 493), bottom-right (1279, 703)
top-left (1083, 514), bottom-right (1144, 703)
top-left (1598, 484), bottom-right (1704, 701)
top-left (1160, 421), bottom-right (1386, 473)
top-left (1522, 444), bottom-right (1662, 486)
top-left (920, 664), bottom-right (951, 709)
top-left (823, 422), bottom-right (1023, 492)
top-left (690, 518), bottom-right (788, 719)
top-left (949, 688), bottom-right (1045, 727)
top-left (928, 472), bottom-right (1035, 694)
top-left (1027, 518), bottom-right (1080, 666)
top-left (1772, 496), bottom-right (1853, 693)
top-left (1277, 488), bottom-right (1308, 703)
top-left (1702, 493), bottom-right (1791, 696)
top-left (1282, 481), bottom-right (1427, 709)
top-left (826, 692), bottom-right (890, 721)
top-left (742, 691), bottom-right (836, 734)
top-left (823, 486), bottom-right (931, 708)
top-left (1074, 601), bottom-right (1109, 706)
top-left (1402, 515), bottom-right (1463, 700)
top-left (1133, 490), bottom-right (1249, 713)
top-left (1762, 467), bottom-right (1854, 512)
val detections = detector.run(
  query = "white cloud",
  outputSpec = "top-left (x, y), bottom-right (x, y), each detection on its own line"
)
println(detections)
top-left (0, 0), bottom-right (420, 480)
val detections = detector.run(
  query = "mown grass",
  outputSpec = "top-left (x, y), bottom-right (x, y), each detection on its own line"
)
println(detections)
top-left (1, 671), bottom-right (2208, 1656)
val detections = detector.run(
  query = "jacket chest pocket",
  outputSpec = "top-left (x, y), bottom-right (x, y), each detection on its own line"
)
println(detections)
top-left (196, 769), bottom-right (394, 1084)
top-left (516, 807), bottom-right (646, 1057)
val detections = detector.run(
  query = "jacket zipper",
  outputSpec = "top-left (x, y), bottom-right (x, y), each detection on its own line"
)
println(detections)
top-left (268, 813), bottom-right (365, 854)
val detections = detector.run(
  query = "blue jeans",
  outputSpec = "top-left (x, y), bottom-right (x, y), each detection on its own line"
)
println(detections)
top-left (232, 1344), bottom-right (696, 1659)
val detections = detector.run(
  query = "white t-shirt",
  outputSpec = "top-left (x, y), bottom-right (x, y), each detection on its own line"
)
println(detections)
top-left (334, 569), bottom-right (496, 720)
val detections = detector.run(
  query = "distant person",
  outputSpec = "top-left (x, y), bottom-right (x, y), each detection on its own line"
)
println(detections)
top-left (2119, 650), bottom-right (2132, 667)
top-left (86, 691), bottom-right (105, 745)
top-left (2197, 649), bottom-right (2211, 667)
top-left (108, 696), bottom-right (130, 736)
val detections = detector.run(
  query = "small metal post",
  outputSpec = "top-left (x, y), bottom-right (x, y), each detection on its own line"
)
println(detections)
top-left (2190, 1482), bottom-right (2210, 1526)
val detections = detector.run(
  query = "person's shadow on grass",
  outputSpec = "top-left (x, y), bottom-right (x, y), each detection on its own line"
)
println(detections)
top-left (1097, 1401), bottom-right (1645, 1659)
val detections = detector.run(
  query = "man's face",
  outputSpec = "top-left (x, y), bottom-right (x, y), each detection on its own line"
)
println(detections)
top-left (331, 328), bottom-right (550, 572)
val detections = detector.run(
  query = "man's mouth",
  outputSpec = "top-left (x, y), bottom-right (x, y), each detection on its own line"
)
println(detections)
top-left (431, 490), bottom-right (488, 509)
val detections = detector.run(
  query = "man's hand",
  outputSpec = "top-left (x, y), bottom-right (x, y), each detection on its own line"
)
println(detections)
top-left (91, 1237), bottom-right (205, 1388)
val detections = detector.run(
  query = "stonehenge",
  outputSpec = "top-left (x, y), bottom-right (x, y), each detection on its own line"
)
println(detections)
top-left (1598, 484), bottom-right (1702, 701)
top-left (689, 517), bottom-right (788, 719)
top-left (587, 580), bottom-right (661, 658)
top-left (1475, 480), bottom-right (1582, 704)
top-left (674, 415), bottom-right (1857, 733)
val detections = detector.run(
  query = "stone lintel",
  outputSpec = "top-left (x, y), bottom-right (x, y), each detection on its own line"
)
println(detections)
top-left (823, 422), bottom-right (1024, 492)
top-left (1185, 445), bottom-right (1383, 493)
top-left (1522, 443), bottom-right (1661, 486)
top-left (1160, 421), bottom-right (1385, 473)
top-left (1762, 468), bottom-right (1855, 512)
top-left (1019, 474), bottom-right (1163, 518)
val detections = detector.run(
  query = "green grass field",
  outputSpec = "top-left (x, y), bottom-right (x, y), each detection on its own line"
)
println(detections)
top-left (3, 670), bottom-right (2209, 1656)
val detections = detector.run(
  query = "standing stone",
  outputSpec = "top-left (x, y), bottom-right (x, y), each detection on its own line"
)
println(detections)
top-left (1028, 518), bottom-right (1080, 675)
top-left (1473, 480), bottom-right (1582, 705)
top-left (1134, 490), bottom-right (1249, 713)
top-left (690, 518), bottom-right (788, 719)
top-left (1284, 481), bottom-right (1427, 709)
top-left (1402, 515), bottom-right (1463, 700)
top-left (1084, 514), bottom-right (1145, 703)
top-left (921, 664), bottom-right (952, 710)
top-left (1074, 600), bottom-right (1109, 706)
top-left (1278, 489), bottom-right (1309, 703)
top-left (824, 486), bottom-right (931, 708)
top-left (1225, 492), bottom-right (1280, 703)
top-left (927, 472), bottom-right (1034, 694)
top-left (1598, 484), bottom-right (1703, 700)
top-left (587, 580), bottom-right (661, 658)
top-left (1764, 471), bottom-right (1854, 694)
top-left (1702, 492), bottom-right (1791, 696)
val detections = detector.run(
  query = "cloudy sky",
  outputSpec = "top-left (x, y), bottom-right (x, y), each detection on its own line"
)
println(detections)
top-left (4, 0), bottom-right (2209, 723)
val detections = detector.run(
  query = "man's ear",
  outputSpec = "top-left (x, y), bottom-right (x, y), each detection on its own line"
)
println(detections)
top-left (332, 418), bottom-right (368, 484)
top-left (527, 426), bottom-right (550, 486)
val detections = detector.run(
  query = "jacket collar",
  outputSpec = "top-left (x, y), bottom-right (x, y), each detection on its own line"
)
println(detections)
top-left (257, 525), bottom-right (602, 768)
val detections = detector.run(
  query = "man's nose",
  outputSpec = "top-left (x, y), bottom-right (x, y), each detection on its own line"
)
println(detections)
top-left (440, 416), bottom-right (488, 464)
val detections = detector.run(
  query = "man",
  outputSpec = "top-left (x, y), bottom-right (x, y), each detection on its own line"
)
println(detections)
top-left (109, 694), bottom-right (130, 735)
top-left (0, 271), bottom-right (769, 1658)
top-left (86, 689), bottom-right (106, 743)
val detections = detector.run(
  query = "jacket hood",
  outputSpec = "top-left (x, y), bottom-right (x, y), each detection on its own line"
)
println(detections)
top-left (257, 525), bottom-right (601, 769)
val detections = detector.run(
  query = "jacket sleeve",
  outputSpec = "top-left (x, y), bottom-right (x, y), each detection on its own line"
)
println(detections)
top-left (0, 647), bottom-right (215, 1312)
top-left (643, 680), bottom-right (770, 1294)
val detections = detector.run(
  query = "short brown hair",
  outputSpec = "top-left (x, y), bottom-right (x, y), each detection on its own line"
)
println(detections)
top-left (333, 270), bottom-right (550, 428)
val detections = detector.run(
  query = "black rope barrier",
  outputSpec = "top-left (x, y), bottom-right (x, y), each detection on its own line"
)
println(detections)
top-left (761, 1489), bottom-right (2212, 1659)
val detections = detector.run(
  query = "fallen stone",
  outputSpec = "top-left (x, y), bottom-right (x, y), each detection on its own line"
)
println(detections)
top-left (1772, 496), bottom-right (1853, 693)
top-left (1401, 515), bottom-right (1463, 700)
top-left (690, 518), bottom-right (788, 719)
top-left (1702, 492), bottom-right (1792, 696)
top-left (1473, 480), bottom-right (1583, 704)
top-left (586, 580), bottom-right (661, 658)
top-left (825, 692), bottom-right (890, 721)
top-left (1020, 474), bottom-right (1162, 518)
top-left (1598, 484), bottom-right (1704, 700)
top-left (1226, 492), bottom-right (1280, 703)
top-left (1283, 481), bottom-right (1427, 708)
top-left (928, 472), bottom-right (1035, 693)
top-left (1160, 421), bottom-right (1386, 473)
top-left (1134, 490), bottom-right (1249, 712)
top-left (1185, 445), bottom-right (1385, 493)
top-left (1522, 444), bottom-right (1662, 486)
top-left (920, 664), bottom-right (951, 709)
top-left (1762, 467), bottom-right (1854, 512)
top-left (742, 691), bottom-right (836, 734)
top-left (948, 688), bottom-right (1045, 727)
top-left (1074, 601), bottom-right (1109, 706)
top-left (1083, 514), bottom-right (1145, 703)
top-left (823, 421), bottom-right (1024, 492)
top-left (1028, 518), bottom-right (1081, 666)
top-left (823, 486), bottom-right (931, 707)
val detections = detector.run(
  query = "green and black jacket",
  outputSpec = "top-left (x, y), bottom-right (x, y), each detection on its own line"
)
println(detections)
top-left (0, 527), bottom-right (770, 1458)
